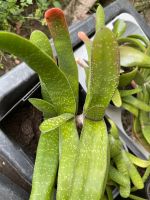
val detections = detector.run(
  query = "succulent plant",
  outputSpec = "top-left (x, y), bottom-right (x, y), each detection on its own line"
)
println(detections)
top-left (0, 4), bottom-right (149, 200)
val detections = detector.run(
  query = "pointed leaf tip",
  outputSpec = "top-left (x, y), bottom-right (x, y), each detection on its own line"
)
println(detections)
top-left (45, 8), bottom-right (64, 20)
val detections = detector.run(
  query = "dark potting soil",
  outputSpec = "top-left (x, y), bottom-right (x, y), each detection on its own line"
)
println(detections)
top-left (1, 102), bottom-right (42, 159)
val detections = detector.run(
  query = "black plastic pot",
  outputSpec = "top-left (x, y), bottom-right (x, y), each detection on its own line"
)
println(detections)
top-left (0, 0), bottom-right (150, 199)
top-left (0, 174), bottom-right (29, 200)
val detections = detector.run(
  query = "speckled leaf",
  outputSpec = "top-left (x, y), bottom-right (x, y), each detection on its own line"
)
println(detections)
top-left (30, 129), bottom-right (59, 200)
top-left (113, 152), bottom-right (130, 198)
top-left (123, 95), bottom-right (150, 112)
top-left (84, 27), bottom-right (120, 120)
top-left (120, 46), bottom-right (150, 68)
top-left (40, 113), bottom-right (74, 133)
top-left (108, 118), bottom-right (119, 139)
top-left (112, 89), bottom-right (122, 107)
top-left (95, 4), bottom-right (105, 32)
top-left (29, 98), bottom-right (56, 118)
top-left (70, 119), bottom-right (109, 200)
top-left (30, 30), bottom-right (54, 58)
top-left (30, 31), bottom-right (54, 103)
top-left (45, 8), bottom-right (78, 105)
top-left (39, 78), bottom-right (51, 103)
top-left (0, 32), bottom-right (76, 114)
top-left (122, 150), bottom-right (144, 189)
top-left (109, 164), bottom-right (129, 186)
top-left (120, 87), bottom-right (142, 97)
top-left (57, 119), bottom-right (79, 200)
top-left (109, 134), bottom-right (121, 158)
top-left (119, 68), bottom-right (138, 87)
top-left (113, 19), bottom-right (126, 38)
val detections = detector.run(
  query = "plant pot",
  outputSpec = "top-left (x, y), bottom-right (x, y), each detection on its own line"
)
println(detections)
top-left (0, 174), bottom-right (29, 200)
top-left (0, 0), bottom-right (150, 199)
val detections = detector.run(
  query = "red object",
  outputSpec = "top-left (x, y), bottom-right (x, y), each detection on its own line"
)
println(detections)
top-left (45, 8), bottom-right (64, 20)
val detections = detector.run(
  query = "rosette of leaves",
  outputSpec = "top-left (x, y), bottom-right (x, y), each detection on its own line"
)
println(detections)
top-left (0, 5), bottom-right (120, 200)
top-left (78, 10), bottom-right (150, 152)
top-left (106, 119), bottom-right (150, 200)
top-left (112, 18), bottom-right (150, 150)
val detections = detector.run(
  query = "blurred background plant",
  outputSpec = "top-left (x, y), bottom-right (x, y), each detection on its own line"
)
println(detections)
top-left (0, 0), bottom-right (63, 75)
top-left (0, 0), bottom-right (63, 32)
top-left (0, 0), bottom-right (33, 31)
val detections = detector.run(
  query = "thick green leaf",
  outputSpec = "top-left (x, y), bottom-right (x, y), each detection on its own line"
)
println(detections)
top-left (30, 129), bottom-right (59, 200)
top-left (128, 34), bottom-right (149, 47)
top-left (145, 44), bottom-right (150, 55)
top-left (45, 8), bottom-right (78, 105)
top-left (109, 165), bottom-right (129, 186)
top-left (30, 30), bottom-right (54, 58)
top-left (142, 165), bottom-right (150, 183)
top-left (39, 77), bottom-right (52, 103)
top-left (30, 31), bottom-right (54, 103)
top-left (109, 135), bottom-right (121, 158)
top-left (126, 152), bottom-right (150, 168)
top-left (139, 88), bottom-right (150, 144)
top-left (122, 150), bottom-right (144, 189)
top-left (112, 89), bottom-right (122, 107)
top-left (0, 32), bottom-right (76, 114)
top-left (114, 152), bottom-right (130, 198)
top-left (123, 95), bottom-right (150, 112)
top-left (120, 46), bottom-right (150, 68)
top-left (95, 4), bottom-right (105, 32)
top-left (108, 119), bottom-right (119, 139)
top-left (57, 119), bottom-right (79, 200)
top-left (131, 165), bottom-right (150, 192)
top-left (134, 71), bottom-right (145, 86)
top-left (122, 102), bottom-right (138, 117)
top-left (119, 68), bottom-right (138, 87)
top-left (29, 98), bottom-right (56, 118)
top-left (113, 19), bottom-right (126, 38)
top-left (84, 27), bottom-right (119, 120)
top-left (118, 37), bottom-right (146, 52)
top-left (120, 87), bottom-right (142, 97)
top-left (40, 113), bottom-right (74, 133)
top-left (70, 119), bottom-right (109, 200)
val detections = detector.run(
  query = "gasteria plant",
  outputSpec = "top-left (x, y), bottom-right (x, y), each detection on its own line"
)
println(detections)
top-left (78, 11), bottom-right (150, 152)
top-left (0, 4), bottom-right (149, 200)
top-left (77, 6), bottom-right (150, 199)
top-left (111, 18), bottom-right (150, 151)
